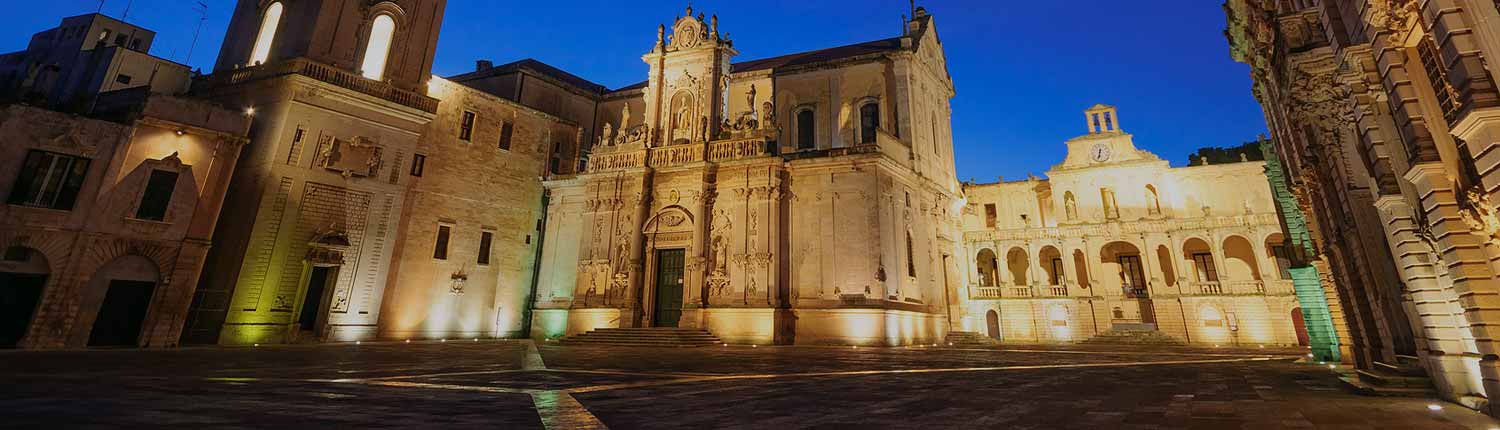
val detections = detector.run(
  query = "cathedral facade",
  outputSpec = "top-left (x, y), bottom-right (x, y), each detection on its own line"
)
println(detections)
top-left (958, 105), bottom-right (1314, 347)
top-left (530, 8), bottom-right (964, 345)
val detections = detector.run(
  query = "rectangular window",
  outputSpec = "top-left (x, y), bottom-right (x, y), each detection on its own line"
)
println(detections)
top-left (477, 231), bottom-right (493, 266)
top-left (1118, 255), bottom-right (1145, 289)
top-left (8, 150), bottom-right (91, 210)
top-left (796, 110), bottom-right (815, 150)
top-left (114, 34), bottom-right (128, 47)
top-left (859, 103), bottom-right (879, 144)
top-left (458, 111), bottom-right (476, 141)
top-left (984, 204), bottom-right (997, 228)
top-left (1271, 245), bottom-right (1292, 279)
top-left (410, 154), bottom-right (426, 177)
top-left (114, 74), bottom-right (132, 85)
top-left (549, 142), bottom-right (563, 174)
top-left (433, 225), bottom-right (451, 260)
top-left (134, 169), bottom-right (178, 221)
top-left (1192, 253), bottom-right (1219, 282)
top-left (1050, 258), bottom-right (1064, 285)
top-left (1418, 36), bottom-right (1460, 124)
top-left (498, 122), bottom-right (513, 151)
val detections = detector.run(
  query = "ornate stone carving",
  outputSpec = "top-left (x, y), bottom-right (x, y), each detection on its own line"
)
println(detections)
top-left (1459, 185), bottom-right (1500, 241)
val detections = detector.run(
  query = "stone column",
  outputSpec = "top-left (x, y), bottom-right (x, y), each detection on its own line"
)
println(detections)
top-left (1375, 195), bottom-right (1487, 400)
top-left (1407, 163), bottom-right (1500, 413)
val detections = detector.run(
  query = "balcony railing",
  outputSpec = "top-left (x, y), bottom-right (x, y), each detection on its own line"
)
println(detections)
top-left (1123, 285), bottom-right (1149, 298)
top-left (198, 58), bottom-right (439, 113)
top-left (1046, 285), bottom-right (1068, 297)
top-left (589, 137), bottom-right (772, 173)
top-left (1196, 281), bottom-right (1224, 295)
top-left (1009, 286), bottom-right (1034, 298)
top-left (1229, 280), bottom-right (1266, 294)
top-left (973, 286), bottom-right (1002, 299)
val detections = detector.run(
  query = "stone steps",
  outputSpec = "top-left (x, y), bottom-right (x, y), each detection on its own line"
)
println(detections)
top-left (1338, 358), bottom-right (1435, 398)
top-left (945, 331), bottom-right (1000, 347)
top-left (561, 328), bottom-right (722, 348)
top-left (1081, 329), bottom-right (1185, 346)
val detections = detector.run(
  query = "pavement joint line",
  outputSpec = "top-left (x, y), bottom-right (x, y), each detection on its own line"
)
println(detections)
top-left (524, 340), bottom-right (547, 371)
top-left (530, 390), bottom-right (609, 429)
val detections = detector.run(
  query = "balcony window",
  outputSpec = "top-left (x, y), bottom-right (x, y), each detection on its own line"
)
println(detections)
top-left (8, 150), bottom-right (90, 210)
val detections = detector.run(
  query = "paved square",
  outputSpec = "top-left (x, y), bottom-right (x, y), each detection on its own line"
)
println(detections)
top-left (2, 342), bottom-right (1495, 429)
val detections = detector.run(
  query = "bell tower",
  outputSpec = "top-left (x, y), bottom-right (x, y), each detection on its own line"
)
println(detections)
top-left (1085, 103), bottom-right (1121, 134)
top-left (641, 6), bottom-right (738, 146)
top-left (214, 0), bottom-right (446, 92)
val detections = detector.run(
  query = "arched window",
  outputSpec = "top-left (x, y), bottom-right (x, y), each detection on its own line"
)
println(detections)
top-left (796, 109), bottom-right (815, 150)
top-left (360, 15), bottom-right (396, 81)
top-left (859, 102), bottom-right (879, 144)
top-left (248, 2), bottom-right (284, 66)
top-left (1145, 184), bottom-right (1161, 215)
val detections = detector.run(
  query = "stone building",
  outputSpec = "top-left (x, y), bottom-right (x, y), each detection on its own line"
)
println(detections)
top-left (528, 7), bottom-right (964, 346)
top-left (1225, 0), bottom-right (1500, 415)
top-left (957, 105), bottom-right (1321, 347)
top-left (0, 14), bottom-right (191, 110)
top-left (180, 0), bottom-right (582, 345)
top-left (0, 91), bottom-right (248, 349)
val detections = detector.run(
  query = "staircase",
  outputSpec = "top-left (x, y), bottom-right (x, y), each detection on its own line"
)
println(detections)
top-left (1081, 329), bottom-right (1185, 346)
top-left (945, 331), bottom-right (1001, 347)
top-left (560, 328), bottom-right (722, 348)
top-left (1340, 354), bottom-right (1436, 397)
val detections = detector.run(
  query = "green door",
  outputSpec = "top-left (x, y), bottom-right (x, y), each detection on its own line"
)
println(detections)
top-left (653, 249), bottom-right (685, 327)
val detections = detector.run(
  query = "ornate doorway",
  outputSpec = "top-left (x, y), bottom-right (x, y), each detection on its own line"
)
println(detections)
top-left (653, 249), bottom-right (685, 327)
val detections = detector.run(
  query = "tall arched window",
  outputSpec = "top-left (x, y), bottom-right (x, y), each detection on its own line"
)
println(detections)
top-left (905, 231), bottom-right (917, 277)
top-left (248, 2), bottom-right (284, 66)
top-left (360, 15), bottom-right (397, 81)
top-left (859, 102), bottom-right (879, 144)
top-left (796, 109), bottom-right (815, 150)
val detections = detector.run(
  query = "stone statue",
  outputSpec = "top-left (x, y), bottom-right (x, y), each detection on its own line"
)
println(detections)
top-left (621, 104), bottom-right (632, 130)
top-left (657, 24), bottom-right (665, 46)
top-left (746, 84), bottom-right (757, 113)
top-left (762, 101), bottom-right (775, 128)
top-left (1064, 194), bottom-right (1078, 220)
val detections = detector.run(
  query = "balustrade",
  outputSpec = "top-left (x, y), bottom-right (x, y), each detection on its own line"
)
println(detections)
top-left (199, 58), bottom-right (438, 113)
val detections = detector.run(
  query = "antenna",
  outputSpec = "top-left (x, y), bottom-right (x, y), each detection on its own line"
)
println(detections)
top-left (186, 1), bottom-right (208, 64)
top-left (122, 0), bottom-right (135, 21)
top-left (96, 0), bottom-right (105, 13)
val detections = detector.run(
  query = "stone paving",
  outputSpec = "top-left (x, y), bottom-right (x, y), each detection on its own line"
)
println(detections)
top-left (2, 341), bottom-right (1496, 429)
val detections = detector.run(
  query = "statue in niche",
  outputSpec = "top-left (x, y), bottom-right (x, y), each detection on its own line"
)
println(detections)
top-left (1064, 193), bottom-right (1078, 220)
top-left (762, 101), bottom-right (775, 128)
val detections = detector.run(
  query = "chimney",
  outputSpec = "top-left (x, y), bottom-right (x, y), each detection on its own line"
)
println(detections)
top-left (476, 60), bottom-right (493, 72)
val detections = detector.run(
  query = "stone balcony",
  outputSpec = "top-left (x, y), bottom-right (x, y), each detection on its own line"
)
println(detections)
top-left (587, 136), bottom-right (775, 173)
top-left (964, 213), bottom-right (1280, 242)
top-left (196, 58), bottom-right (439, 113)
top-left (968, 279), bottom-right (1293, 300)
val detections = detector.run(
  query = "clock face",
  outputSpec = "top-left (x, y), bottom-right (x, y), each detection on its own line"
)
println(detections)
top-left (1091, 143), bottom-right (1112, 162)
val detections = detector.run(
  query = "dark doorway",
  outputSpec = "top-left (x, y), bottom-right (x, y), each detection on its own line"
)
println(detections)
top-left (653, 249), bottom-right (685, 327)
top-left (299, 267), bottom-right (333, 332)
top-left (0, 273), bottom-right (47, 347)
top-left (985, 309), bottom-right (1001, 340)
top-left (88, 280), bottom-right (156, 347)
top-left (1292, 307), bottom-right (1310, 346)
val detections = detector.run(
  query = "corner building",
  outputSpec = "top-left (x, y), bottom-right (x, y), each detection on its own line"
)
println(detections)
top-left (957, 105), bottom-right (1319, 348)
top-left (531, 8), bottom-right (964, 346)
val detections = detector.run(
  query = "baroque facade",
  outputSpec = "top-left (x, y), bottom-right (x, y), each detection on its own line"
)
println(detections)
top-left (530, 7), bottom-right (963, 345)
top-left (1226, 0), bottom-right (1500, 415)
top-left (958, 105), bottom-right (1321, 347)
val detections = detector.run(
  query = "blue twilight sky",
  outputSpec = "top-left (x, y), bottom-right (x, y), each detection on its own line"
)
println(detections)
top-left (0, 0), bottom-right (1266, 182)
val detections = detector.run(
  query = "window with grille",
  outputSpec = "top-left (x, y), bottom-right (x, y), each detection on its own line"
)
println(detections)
top-left (1418, 36), bottom-right (1461, 124)
top-left (8, 150), bottom-right (91, 210)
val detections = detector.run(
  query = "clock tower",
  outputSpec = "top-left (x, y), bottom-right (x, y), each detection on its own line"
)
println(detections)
top-left (1054, 104), bottom-right (1156, 170)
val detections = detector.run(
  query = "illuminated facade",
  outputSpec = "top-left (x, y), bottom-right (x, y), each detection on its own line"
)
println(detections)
top-left (529, 7), bottom-right (964, 345)
top-left (0, 93), bottom-right (248, 349)
top-left (1225, 0), bottom-right (1500, 416)
top-left (957, 105), bottom-right (1312, 347)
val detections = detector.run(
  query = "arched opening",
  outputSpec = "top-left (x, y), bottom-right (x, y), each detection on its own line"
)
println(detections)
top-left (1155, 245), bottom-right (1176, 287)
top-left (1182, 237), bottom-right (1216, 285)
top-left (1, 246), bottom-right (49, 348)
top-left (359, 14), bottom-right (396, 80)
top-left (1099, 241), bottom-right (1144, 296)
top-left (975, 248), bottom-right (998, 287)
top-left (1005, 247), bottom-right (1029, 286)
top-left (78, 255), bottom-right (160, 347)
top-left (859, 102), bottom-right (880, 144)
top-left (1039, 246), bottom-right (1063, 286)
top-left (1291, 307), bottom-right (1310, 346)
top-left (1071, 249), bottom-right (1090, 289)
top-left (796, 109), bottom-right (815, 150)
top-left (1265, 233), bottom-right (1291, 279)
top-left (1145, 184), bottom-right (1161, 215)
top-left (248, 2), bottom-right (284, 66)
top-left (1221, 235), bottom-right (1261, 281)
top-left (1063, 191), bottom-right (1078, 221)
top-left (985, 309), bottom-right (1001, 340)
